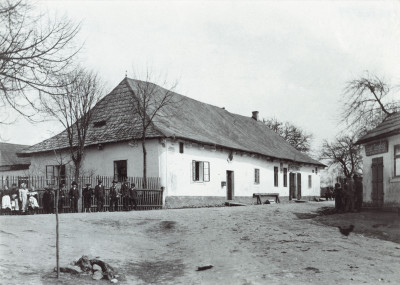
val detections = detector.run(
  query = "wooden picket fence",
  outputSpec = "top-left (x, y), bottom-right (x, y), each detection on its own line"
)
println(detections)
top-left (0, 175), bottom-right (161, 190)
top-left (0, 175), bottom-right (163, 214)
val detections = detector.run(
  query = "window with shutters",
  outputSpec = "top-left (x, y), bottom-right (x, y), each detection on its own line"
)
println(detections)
top-left (46, 165), bottom-right (66, 185)
top-left (308, 175), bottom-right (312, 188)
top-left (192, 160), bottom-right (210, 182)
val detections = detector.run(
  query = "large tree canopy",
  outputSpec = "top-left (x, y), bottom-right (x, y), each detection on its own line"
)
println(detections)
top-left (0, 0), bottom-right (80, 121)
top-left (320, 135), bottom-right (362, 178)
top-left (263, 117), bottom-right (313, 153)
top-left (342, 73), bottom-right (399, 136)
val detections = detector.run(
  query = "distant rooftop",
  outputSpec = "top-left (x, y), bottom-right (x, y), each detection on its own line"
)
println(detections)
top-left (0, 142), bottom-right (31, 171)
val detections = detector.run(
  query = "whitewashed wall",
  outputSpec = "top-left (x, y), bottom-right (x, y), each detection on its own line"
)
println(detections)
top-left (28, 140), bottom-right (160, 178)
top-left (159, 139), bottom-right (321, 198)
top-left (27, 138), bottom-right (321, 200)
top-left (362, 134), bottom-right (400, 204)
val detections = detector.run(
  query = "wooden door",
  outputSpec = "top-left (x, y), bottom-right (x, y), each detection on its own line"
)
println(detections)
top-left (371, 157), bottom-right (384, 207)
top-left (289, 173), bottom-right (296, 200)
top-left (226, 171), bottom-right (234, 200)
top-left (297, 173), bottom-right (302, 199)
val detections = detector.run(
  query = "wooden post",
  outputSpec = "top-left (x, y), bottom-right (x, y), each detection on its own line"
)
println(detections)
top-left (55, 187), bottom-right (60, 278)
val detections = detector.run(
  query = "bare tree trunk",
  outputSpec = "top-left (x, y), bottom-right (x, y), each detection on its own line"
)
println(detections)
top-left (142, 138), bottom-right (147, 189)
top-left (74, 161), bottom-right (82, 212)
top-left (55, 188), bottom-right (60, 278)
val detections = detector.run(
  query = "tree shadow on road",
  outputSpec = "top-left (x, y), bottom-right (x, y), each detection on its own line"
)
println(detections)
top-left (307, 206), bottom-right (400, 244)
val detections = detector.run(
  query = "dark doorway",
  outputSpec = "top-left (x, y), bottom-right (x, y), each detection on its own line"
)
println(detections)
top-left (226, 171), bottom-right (234, 200)
top-left (289, 173), bottom-right (296, 200)
top-left (371, 157), bottom-right (384, 207)
top-left (297, 173), bottom-right (302, 199)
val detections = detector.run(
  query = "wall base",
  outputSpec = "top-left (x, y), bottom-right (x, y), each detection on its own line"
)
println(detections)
top-left (164, 195), bottom-right (320, 209)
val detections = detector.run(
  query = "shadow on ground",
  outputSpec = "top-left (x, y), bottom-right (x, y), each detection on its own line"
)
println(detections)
top-left (296, 206), bottom-right (400, 244)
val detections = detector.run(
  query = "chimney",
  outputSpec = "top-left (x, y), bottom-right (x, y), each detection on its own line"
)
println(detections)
top-left (252, 111), bottom-right (259, 121)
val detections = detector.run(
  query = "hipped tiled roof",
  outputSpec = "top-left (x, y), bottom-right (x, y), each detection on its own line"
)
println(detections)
top-left (356, 112), bottom-right (400, 144)
top-left (20, 78), bottom-right (324, 167)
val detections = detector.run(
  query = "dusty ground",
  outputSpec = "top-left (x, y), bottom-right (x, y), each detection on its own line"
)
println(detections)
top-left (0, 201), bottom-right (399, 285)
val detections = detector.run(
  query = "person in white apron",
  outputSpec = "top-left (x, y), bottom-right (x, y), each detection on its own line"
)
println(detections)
top-left (27, 187), bottom-right (39, 214)
top-left (1, 187), bottom-right (12, 213)
top-left (19, 183), bottom-right (29, 213)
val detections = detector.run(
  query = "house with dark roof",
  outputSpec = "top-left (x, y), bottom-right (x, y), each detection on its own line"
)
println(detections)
top-left (356, 112), bottom-right (400, 208)
top-left (20, 78), bottom-right (325, 207)
top-left (0, 142), bottom-right (31, 176)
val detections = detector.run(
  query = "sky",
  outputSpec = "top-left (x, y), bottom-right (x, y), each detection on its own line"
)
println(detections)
top-left (2, 0), bottom-right (400, 155)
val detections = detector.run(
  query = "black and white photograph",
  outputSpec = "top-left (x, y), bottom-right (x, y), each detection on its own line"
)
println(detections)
top-left (0, 0), bottom-right (399, 284)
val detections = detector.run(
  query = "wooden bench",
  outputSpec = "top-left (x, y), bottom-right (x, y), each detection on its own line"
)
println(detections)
top-left (253, 193), bottom-right (280, 204)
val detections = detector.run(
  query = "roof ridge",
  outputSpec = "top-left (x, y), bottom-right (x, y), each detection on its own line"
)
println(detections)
top-left (0, 142), bottom-right (30, 147)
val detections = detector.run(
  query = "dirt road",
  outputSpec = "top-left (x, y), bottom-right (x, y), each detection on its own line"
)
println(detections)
top-left (0, 201), bottom-right (399, 284)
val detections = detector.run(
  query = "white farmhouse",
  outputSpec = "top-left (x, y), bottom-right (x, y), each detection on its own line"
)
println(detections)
top-left (20, 78), bottom-right (325, 207)
top-left (356, 112), bottom-right (400, 208)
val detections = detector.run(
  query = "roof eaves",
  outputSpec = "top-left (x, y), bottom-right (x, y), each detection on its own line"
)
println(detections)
top-left (173, 136), bottom-right (326, 167)
top-left (355, 129), bottom-right (400, 145)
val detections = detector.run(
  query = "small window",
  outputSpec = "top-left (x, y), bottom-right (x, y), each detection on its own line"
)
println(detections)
top-left (308, 175), bottom-right (312, 188)
top-left (46, 165), bottom-right (66, 186)
top-left (93, 120), bottom-right (107, 128)
top-left (114, 160), bottom-right (127, 182)
top-left (254, 169), bottom-right (260, 184)
top-left (192, 160), bottom-right (210, 182)
top-left (274, 167), bottom-right (278, 187)
top-left (179, 142), bottom-right (184, 154)
top-left (395, 145), bottom-right (400, 177)
top-left (283, 168), bottom-right (288, 187)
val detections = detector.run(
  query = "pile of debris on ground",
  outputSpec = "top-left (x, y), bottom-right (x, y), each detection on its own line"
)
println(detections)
top-left (56, 255), bottom-right (121, 283)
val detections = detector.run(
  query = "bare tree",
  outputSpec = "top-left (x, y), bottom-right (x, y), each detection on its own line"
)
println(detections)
top-left (41, 68), bottom-right (104, 184)
top-left (0, 0), bottom-right (80, 122)
top-left (263, 117), bottom-right (313, 153)
top-left (342, 73), bottom-right (399, 136)
top-left (320, 135), bottom-right (362, 178)
top-left (51, 150), bottom-right (69, 279)
top-left (128, 71), bottom-right (178, 188)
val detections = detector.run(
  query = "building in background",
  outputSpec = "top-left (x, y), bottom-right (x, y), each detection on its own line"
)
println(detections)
top-left (0, 143), bottom-right (31, 187)
top-left (356, 112), bottom-right (400, 208)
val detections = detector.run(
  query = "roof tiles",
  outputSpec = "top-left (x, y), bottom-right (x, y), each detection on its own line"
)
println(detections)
top-left (20, 78), bottom-right (324, 167)
top-left (356, 112), bottom-right (400, 144)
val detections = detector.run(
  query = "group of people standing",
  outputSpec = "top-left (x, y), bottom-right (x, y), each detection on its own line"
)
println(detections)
top-left (40, 181), bottom-right (81, 214)
top-left (1, 183), bottom-right (39, 214)
top-left (52, 181), bottom-right (81, 213)
top-left (82, 178), bottom-right (138, 213)
top-left (0, 178), bottom-right (139, 215)
top-left (334, 174), bottom-right (363, 212)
